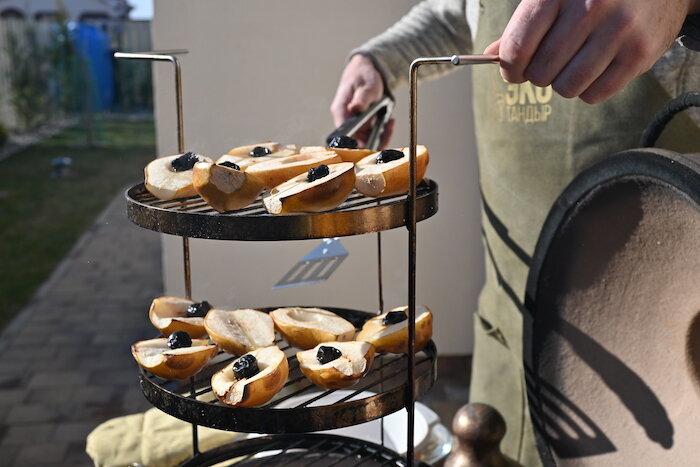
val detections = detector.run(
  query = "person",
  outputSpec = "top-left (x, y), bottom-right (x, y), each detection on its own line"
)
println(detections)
top-left (330, 1), bottom-right (700, 465)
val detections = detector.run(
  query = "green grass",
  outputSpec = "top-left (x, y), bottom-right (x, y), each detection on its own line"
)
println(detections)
top-left (0, 119), bottom-right (156, 330)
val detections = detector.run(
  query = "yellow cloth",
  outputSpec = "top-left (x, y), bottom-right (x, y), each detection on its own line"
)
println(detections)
top-left (86, 408), bottom-right (242, 467)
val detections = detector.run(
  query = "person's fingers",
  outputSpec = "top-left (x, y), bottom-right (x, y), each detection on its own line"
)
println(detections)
top-left (524, 2), bottom-right (603, 87)
top-left (348, 84), bottom-right (382, 115)
top-left (483, 38), bottom-right (501, 55)
top-left (498, 0), bottom-right (560, 83)
top-left (578, 55), bottom-right (642, 104)
top-left (548, 25), bottom-right (619, 99)
top-left (330, 83), bottom-right (354, 128)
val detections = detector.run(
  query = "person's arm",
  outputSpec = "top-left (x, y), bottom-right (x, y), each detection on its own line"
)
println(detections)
top-left (485, 0), bottom-right (700, 104)
top-left (330, 0), bottom-right (472, 138)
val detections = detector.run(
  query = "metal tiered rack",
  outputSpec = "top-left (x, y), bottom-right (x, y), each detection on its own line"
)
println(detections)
top-left (117, 50), bottom-right (496, 467)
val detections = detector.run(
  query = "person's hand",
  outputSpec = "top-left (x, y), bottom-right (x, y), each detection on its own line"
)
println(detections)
top-left (330, 54), bottom-right (394, 148)
top-left (485, 0), bottom-right (700, 104)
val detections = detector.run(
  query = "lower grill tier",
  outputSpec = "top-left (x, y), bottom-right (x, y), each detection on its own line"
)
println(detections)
top-left (139, 306), bottom-right (437, 434)
top-left (179, 433), bottom-right (431, 467)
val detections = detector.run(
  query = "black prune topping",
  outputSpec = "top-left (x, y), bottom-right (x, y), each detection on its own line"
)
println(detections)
top-left (167, 331), bottom-right (192, 349)
top-left (316, 345), bottom-right (342, 365)
top-left (383, 311), bottom-right (408, 325)
top-left (171, 152), bottom-right (200, 171)
top-left (218, 161), bottom-right (241, 170)
top-left (186, 300), bottom-right (212, 318)
top-left (307, 164), bottom-right (330, 182)
top-left (233, 355), bottom-right (259, 380)
top-left (249, 146), bottom-right (272, 157)
top-left (328, 135), bottom-right (358, 149)
top-left (376, 149), bottom-right (404, 164)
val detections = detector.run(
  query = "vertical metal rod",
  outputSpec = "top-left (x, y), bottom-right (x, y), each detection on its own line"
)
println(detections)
top-left (183, 236), bottom-right (192, 299)
top-left (407, 53), bottom-right (498, 466)
top-left (114, 49), bottom-right (199, 449)
top-left (376, 230), bottom-right (385, 314)
top-left (377, 227), bottom-right (385, 447)
top-left (190, 377), bottom-right (200, 455)
top-left (171, 55), bottom-right (193, 301)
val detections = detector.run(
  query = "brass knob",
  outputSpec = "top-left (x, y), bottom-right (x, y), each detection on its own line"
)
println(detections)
top-left (444, 403), bottom-right (523, 467)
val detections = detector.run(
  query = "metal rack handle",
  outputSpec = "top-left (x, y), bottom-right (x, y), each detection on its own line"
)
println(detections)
top-left (405, 53), bottom-right (499, 466)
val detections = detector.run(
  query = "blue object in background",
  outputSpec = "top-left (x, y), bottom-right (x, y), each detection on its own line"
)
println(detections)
top-left (70, 23), bottom-right (114, 111)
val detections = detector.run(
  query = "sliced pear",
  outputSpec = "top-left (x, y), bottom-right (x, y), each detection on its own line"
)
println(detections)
top-left (204, 309), bottom-right (275, 356)
top-left (211, 346), bottom-right (288, 407)
top-left (193, 161), bottom-right (264, 212)
top-left (215, 154), bottom-right (259, 171)
top-left (226, 142), bottom-right (279, 156)
top-left (301, 145), bottom-right (375, 164)
top-left (356, 305), bottom-right (433, 354)
top-left (226, 142), bottom-right (297, 163)
top-left (246, 152), bottom-right (342, 189)
top-left (144, 153), bottom-right (213, 200)
top-left (297, 341), bottom-right (375, 389)
top-left (262, 162), bottom-right (355, 214)
top-left (354, 145), bottom-right (429, 198)
top-left (131, 337), bottom-right (217, 380)
top-left (270, 307), bottom-right (356, 350)
top-left (148, 296), bottom-right (209, 338)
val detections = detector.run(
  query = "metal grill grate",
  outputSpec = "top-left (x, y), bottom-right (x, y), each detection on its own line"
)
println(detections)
top-left (125, 180), bottom-right (438, 241)
top-left (179, 433), bottom-right (431, 466)
top-left (139, 307), bottom-right (436, 434)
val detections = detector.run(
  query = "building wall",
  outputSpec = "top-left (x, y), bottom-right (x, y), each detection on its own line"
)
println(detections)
top-left (151, 0), bottom-right (485, 355)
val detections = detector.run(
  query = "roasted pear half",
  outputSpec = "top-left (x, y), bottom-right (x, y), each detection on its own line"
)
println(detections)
top-left (356, 305), bottom-right (433, 354)
top-left (263, 162), bottom-right (355, 214)
top-left (131, 336), bottom-right (217, 380)
top-left (354, 145), bottom-right (429, 198)
top-left (204, 308), bottom-right (275, 356)
top-left (193, 161), bottom-right (264, 212)
top-left (270, 307), bottom-right (355, 350)
top-left (297, 341), bottom-right (375, 389)
top-left (144, 152), bottom-right (213, 200)
top-left (246, 151), bottom-right (342, 189)
top-left (211, 345), bottom-right (289, 407)
top-left (148, 296), bottom-right (209, 338)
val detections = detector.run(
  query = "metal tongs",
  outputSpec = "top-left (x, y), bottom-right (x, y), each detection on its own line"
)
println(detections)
top-left (274, 96), bottom-right (395, 289)
top-left (325, 95), bottom-right (395, 150)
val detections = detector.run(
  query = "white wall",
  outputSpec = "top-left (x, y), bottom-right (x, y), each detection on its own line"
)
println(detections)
top-left (151, 0), bottom-right (484, 355)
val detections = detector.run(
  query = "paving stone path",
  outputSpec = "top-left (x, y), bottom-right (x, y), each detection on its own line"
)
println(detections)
top-left (0, 191), bottom-right (162, 466)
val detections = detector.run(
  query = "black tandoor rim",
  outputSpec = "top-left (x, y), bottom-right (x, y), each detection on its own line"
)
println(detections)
top-left (523, 148), bottom-right (700, 466)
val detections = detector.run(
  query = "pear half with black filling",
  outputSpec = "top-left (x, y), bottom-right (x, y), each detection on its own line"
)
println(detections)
top-left (193, 161), bottom-right (264, 212)
top-left (246, 151), bottom-right (342, 189)
top-left (300, 144), bottom-right (374, 164)
top-left (226, 142), bottom-right (297, 162)
top-left (204, 309), bottom-right (275, 356)
top-left (270, 307), bottom-right (355, 350)
top-left (148, 296), bottom-right (210, 338)
top-left (356, 305), bottom-right (433, 354)
top-left (263, 162), bottom-right (355, 214)
top-left (131, 335), bottom-right (217, 380)
top-left (355, 145), bottom-right (429, 198)
top-left (297, 341), bottom-right (375, 389)
top-left (215, 154), bottom-right (259, 172)
top-left (211, 345), bottom-right (289, 407)
top-left (144, 152), bottom-right (213, 200)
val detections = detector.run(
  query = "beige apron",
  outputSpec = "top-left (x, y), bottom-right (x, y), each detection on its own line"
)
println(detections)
top-left (469, 2), bottom-right (700, 465)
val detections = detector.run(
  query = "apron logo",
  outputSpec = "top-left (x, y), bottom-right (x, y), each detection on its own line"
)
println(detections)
top-left (495, 81), bottom-right (553, 124)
